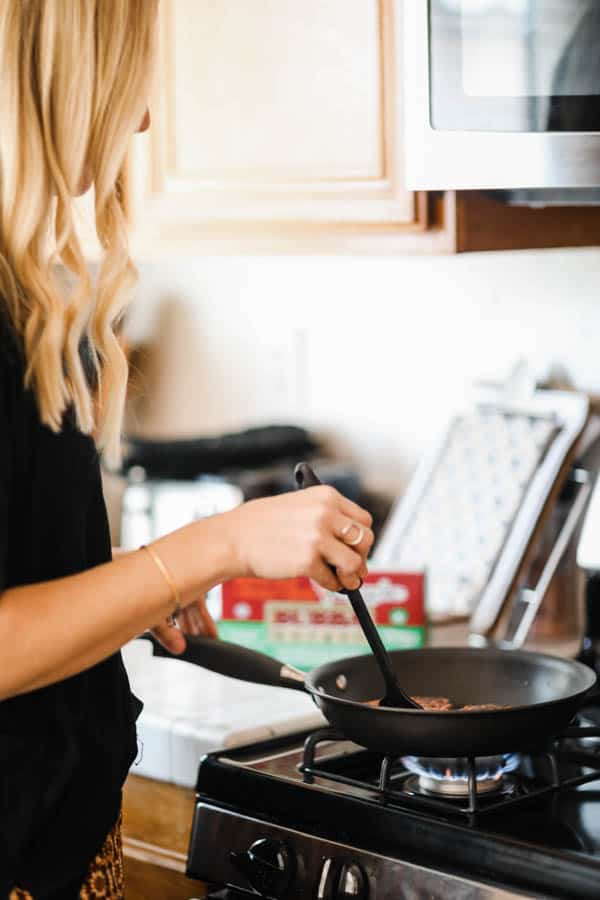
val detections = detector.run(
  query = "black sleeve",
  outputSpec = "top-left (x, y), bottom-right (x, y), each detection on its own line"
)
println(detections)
top-left (0, 360), bottom-right (12, 591)
top-left (0, 351), bottom-right (15, 886)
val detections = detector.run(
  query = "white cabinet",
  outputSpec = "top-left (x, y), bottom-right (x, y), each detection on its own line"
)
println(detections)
top-left (127, 0), bottom-right (440, 251)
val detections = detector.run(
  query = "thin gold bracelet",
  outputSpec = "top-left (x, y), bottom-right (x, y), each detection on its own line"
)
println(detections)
top-left (140, 544), bottom-right (182, 620)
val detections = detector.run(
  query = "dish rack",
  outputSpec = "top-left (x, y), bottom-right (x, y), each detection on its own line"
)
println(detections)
top-left (373, 370), bottom-right (590, 640)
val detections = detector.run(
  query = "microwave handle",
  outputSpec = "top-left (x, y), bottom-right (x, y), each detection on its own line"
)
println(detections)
top-left (499, 468), bottom-right (591, 649)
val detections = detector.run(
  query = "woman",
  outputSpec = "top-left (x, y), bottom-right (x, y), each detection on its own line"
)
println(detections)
top-left (0, 2), bottom-right (373, 897)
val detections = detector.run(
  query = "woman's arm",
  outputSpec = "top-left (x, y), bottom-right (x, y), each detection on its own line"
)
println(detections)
top-left (111, 546), bottom-right (219, 644)
top-left (0, 487), bottom-right (373, 701)
top-left (0, 513), bottom-right (233, 699)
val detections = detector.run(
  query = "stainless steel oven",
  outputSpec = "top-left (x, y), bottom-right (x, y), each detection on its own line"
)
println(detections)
top-left (405, 0), bottom-right (600, 192)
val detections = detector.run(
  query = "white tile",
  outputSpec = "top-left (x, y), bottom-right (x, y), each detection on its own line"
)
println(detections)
top-left (131, 711), bottom-right (172, 782)
top-left (123, 640), bottom-right (324, 786)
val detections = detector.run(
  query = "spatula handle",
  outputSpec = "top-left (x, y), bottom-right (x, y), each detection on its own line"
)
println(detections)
top-left (294, 462), bottom-right (420, 709)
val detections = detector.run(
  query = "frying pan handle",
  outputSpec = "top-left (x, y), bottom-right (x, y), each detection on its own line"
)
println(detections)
top-left (136, 632), bottom-right (306, 691)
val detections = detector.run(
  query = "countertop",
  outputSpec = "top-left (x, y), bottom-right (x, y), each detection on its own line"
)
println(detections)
top-left (123, 637), bottom-right (326, 788)
top-left (427, 620), bottom-right (582, 658)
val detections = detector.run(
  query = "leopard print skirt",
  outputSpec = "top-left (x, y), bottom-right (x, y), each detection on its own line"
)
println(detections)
top-left (10, 813), bottom-right (124, 900)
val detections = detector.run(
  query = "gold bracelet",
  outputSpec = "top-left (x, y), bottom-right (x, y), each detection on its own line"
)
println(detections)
top-left (140, 544), bottom-right (182, 619)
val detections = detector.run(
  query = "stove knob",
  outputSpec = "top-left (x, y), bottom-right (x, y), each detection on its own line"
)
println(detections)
top-left (316, 857), bottom-right (341, 899)
top-left (230, 838), bottom-right (295, 896)
top-left (316, 859), bottom-right (368, 900)
top-left (336, 861), bottom-right (368, 900)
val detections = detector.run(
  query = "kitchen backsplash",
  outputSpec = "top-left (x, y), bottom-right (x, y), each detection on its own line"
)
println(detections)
top-left (125, 247), bottom-right (600, 496)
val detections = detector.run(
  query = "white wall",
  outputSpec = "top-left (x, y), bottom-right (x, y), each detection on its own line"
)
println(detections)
top-left (127, 247), bottom-right (600, 495)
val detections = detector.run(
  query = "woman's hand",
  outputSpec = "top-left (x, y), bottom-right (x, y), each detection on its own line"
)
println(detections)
top-left (178, 598), bottom-right (218, 639)
top-left (136, 485), bottom-right (374, 656)
top-left (151, 594), bottom-right (218, 654)
top-left (223, 485), bottom-right (374, 593)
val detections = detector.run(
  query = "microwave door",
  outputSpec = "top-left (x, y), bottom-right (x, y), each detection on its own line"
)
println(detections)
top-left (404, 0), bottom-right (600, 191)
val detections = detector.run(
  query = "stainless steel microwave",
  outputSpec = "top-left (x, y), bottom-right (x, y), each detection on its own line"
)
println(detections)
top-left (404, 0), bottom-right (600, 193)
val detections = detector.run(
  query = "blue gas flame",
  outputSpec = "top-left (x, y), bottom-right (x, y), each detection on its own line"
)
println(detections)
top-left (401, 754), bottom-right (521, 783)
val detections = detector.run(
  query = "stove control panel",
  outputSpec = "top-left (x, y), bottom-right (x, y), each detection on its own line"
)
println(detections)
top-left (317, 858), bottom-right (368, 899)
top-left (188, 803), bottom-right (533, 899)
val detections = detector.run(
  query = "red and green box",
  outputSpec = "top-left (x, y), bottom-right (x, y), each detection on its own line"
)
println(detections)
top-left (218, 572), bottom-right (426, 671)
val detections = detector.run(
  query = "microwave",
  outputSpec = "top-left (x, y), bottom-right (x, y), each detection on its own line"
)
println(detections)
top-left (405, 0), bottom-right (600, 194)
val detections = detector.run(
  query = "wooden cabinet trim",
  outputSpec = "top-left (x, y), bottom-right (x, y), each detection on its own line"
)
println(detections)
top-left (123, 835), bottom-right (187, 874)
top-left (456, 191), bottom-right (600, 253)
top-left (129, 0), bottom-right (425, 236)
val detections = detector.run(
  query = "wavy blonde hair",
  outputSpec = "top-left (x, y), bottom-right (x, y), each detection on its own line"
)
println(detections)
top-left (0, 0), bottom-right (156, 465)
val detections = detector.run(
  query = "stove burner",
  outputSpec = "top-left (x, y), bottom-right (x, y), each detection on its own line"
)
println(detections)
top-left (301, 725), bottom-right (600, 816)
top-left (401, 754), bottom-right (521, 797)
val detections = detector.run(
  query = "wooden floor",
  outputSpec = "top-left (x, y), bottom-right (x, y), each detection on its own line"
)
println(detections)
top-left (122, 775), bottom-right (206, 899)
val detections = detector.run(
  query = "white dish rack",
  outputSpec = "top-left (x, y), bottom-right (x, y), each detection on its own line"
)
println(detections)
top-left (374, 375), bottom-right (589, 638)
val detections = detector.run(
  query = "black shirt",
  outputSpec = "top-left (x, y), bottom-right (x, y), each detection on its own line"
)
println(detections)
top-left (0, 316), bottom-right (142, 898)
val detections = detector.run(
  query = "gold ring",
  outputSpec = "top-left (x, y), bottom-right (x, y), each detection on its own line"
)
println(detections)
top-left (340, 521), bottom-right (365, 547)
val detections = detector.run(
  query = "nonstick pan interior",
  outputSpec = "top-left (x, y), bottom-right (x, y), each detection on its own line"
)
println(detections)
top-left (306, 647), bottom-right (596, 757)
top-left (310, 647), bottom-right (592, 708)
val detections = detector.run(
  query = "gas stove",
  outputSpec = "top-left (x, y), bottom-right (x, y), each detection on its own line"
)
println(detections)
top-left (186, 706), bottom-right (600, 900)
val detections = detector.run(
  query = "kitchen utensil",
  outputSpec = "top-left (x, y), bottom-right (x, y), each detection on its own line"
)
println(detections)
top-left (294, 461), bottom-right (420, 710)
top-left (138, 634), bottom-right (596, 757)
top-left (122, 425), bottom-right (318, 480)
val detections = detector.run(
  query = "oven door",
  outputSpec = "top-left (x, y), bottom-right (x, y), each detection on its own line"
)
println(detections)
top-left (405, 0), bottom-right (600, 190)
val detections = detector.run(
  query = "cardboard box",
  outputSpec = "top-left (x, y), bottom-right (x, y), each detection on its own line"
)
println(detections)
top-left (219, 572), bottom-right (426, 671)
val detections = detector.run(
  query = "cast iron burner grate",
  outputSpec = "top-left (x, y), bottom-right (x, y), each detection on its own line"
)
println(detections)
top-left (299, 725), bottom-right (600, 818)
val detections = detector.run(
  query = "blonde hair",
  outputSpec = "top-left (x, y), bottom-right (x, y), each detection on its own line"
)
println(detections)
top-left (0, 0), bottom-right (156, 465)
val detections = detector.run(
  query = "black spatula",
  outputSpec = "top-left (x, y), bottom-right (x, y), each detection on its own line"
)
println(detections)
top-left (294, 462), bottom-right (421, 710)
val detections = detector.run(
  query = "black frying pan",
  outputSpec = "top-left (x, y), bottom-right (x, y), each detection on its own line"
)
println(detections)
top-left (139, 634), bottom-right (596, 757)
